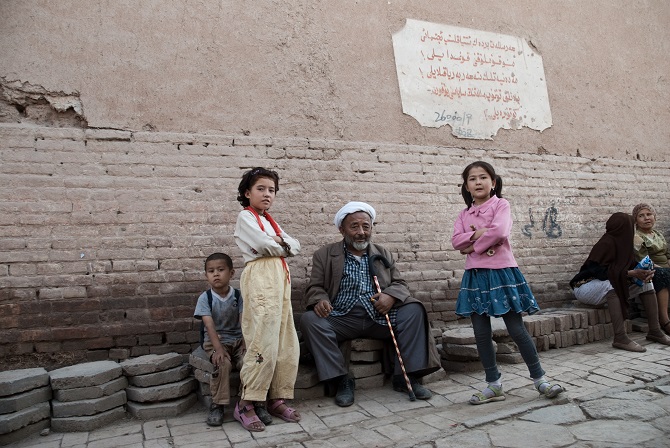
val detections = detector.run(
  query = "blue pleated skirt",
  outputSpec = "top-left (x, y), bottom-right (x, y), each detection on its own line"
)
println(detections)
top-left (456, 267), bottom-right (540, 317)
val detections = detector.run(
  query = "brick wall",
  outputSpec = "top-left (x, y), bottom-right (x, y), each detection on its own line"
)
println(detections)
top-left (1, 123), bottom-right (669, 369)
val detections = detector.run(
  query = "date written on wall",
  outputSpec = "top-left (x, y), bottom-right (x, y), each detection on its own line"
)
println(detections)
top-left (434, 110), bottom-right (474, 137)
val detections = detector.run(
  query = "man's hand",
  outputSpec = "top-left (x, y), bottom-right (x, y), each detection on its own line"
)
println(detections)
top-left (371, 292), bottom-right (396, 315)
top-left (314, 299), bottom-right (333, 318)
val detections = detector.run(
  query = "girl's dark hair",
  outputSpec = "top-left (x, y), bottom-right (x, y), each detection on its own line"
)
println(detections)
top-left (460, 161), bottom-right (503, 208)
top-left (237, 167), bottom-right (280, 207)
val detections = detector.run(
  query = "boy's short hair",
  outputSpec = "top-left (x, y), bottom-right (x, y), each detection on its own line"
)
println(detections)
top-left (204, 252), bottom-right (233, 270)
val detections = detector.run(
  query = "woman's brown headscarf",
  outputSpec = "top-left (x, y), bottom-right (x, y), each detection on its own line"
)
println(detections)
top-left (586, 212), bottom-right (635, 313)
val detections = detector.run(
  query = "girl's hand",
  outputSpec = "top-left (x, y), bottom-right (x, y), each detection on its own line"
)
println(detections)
top-left (471, 228), bottom-right (488, 241)
top-left (272, 235), bottom-right (283, 244)
top-left (460, 245), bottom-right (475, 255)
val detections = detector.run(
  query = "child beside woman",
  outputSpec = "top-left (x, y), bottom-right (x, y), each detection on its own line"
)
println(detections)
top-left (451, 161), bottom-right (564, 405)
top-left (233, 167), bottom-right (301, 432)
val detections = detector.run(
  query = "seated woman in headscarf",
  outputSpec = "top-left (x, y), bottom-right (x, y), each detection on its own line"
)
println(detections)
top-left (632, 203), bottom-right (670, 335)
top-left (569, 212), bottom-right (670, 352)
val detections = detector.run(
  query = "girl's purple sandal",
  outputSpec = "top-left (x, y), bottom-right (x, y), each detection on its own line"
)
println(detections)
top-left (268, 398), bottom-right (301, 422)
top-left (234, 402), bottom-right (265, 432)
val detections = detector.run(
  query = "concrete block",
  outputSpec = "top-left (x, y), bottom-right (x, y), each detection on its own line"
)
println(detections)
top-left (575, 329), bottom-right (588, 345)
top-left (495, 342), bottom-right (519, 354)
top-left (126, 377), bottom-right (196, 403)
top-left (570, 312), bottom-right (581, 329)
top-left (597, 309), bottom-right (607, 324)
top-left (440, 359), bottom-right (483, 373)
top-left (294, 364), bottom-right (319, 389)
top-left (188, 347), bottom-right (214, 373)
top-left (0, 401), bottom-right (50, 435)
top-left (490, 319), bottom-right (510, 338)
top-left (49, 361), bottom-right (122, 390)
top-left (444, 342), bottom-right (495, 359)
top-left (421, 367), bottom-right (448, 384)
top-left (0, 386), bottom-right (51, 415)
top-left (354, 373), bottom-right (385, 390)
top-left (351, 339), bottom-right (384, 351)
top-left (553, 331), bottom-right (562, 348)
top-left (540, 317), bottom-right (555, 335)
top-left (496, 353), bottom-right (524, 364)
top-left (120, 353), bottom-right (183, 376)
top-left (594, 324), bottom-right (604, 341)
top-left (50, 406), bottom-right (126, 432)
top-left (126, 393), bottom-right (197, 419)
top-left (553, 315), bottom-right (572, 332)
top-left (197, 380), bottom-right (210, 397)
top-left (53, 376), bottom-right (127, 402)
top-left (442, 327), bottom-right (476, 345)
top-left (294, 384), bottom-right (326, 401)
top-left (578, 311), bottom-right (590, 329)
top-left (630, 318), bottom-right (649, 333)
top-left (51, 390), bottom-right (127, 418)
top-left (349, 362), bottom-right (382, 379)
top-left (604, 323), bottom-right (613, 339)
top-left (194, 368), bottom-right (210, 384)
top-left (128, 364), bottom-right (191, 387)
top-left (0, 368), bottom-right (49, 397)
top-left (0, 418), bottom-right (49, 446)
top-left (350, 351), bottom-right (381, 363)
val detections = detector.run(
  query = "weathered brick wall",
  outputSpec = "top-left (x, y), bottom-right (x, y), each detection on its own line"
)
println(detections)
top-left (2, 123), bottom-right (669, 369)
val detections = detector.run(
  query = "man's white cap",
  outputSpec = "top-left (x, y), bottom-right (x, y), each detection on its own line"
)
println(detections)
top-left (333, 202), bottom-right (376, 228)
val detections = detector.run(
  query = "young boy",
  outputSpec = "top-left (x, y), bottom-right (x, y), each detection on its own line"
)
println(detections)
top-left (194, 253), bottom-right (245, 426)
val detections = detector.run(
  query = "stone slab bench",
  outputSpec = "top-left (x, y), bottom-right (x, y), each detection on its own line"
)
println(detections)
top-left (438, 306), bottom-right (634, 373)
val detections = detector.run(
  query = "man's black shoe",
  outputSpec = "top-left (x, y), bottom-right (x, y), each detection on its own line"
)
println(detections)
top-left (335, 374), bottom-right (355, 407)
top-left (206, 404), bottom-right (224, 426)
top-left (254, 403), bottom-right (273, 425)
top-left (392, 375), bottom-right (432, 400)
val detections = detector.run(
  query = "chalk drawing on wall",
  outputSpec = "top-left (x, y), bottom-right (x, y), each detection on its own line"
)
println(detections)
top-left (392, 19), bottom-right (552, 140)
top-left (522, 206), bottom-right (562, 239)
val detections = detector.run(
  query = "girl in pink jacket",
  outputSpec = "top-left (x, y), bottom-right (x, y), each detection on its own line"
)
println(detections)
top-left (452, 161), bottom-right (564, 405)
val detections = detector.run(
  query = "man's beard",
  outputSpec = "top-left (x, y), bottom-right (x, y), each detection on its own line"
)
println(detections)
top-left (344, 234), bottom-right (370, 251)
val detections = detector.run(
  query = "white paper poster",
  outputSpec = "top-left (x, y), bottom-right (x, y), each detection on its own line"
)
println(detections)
top-left (392, 19), bottom-right (552, 139)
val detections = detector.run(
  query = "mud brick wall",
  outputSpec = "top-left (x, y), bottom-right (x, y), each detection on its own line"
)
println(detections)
top-left (1, 123), bottom-right (669, 369)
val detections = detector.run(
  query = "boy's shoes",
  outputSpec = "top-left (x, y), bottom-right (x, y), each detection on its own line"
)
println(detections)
top-left (206, 404), bottom-right (224, 426)
top-left (254, 403), bottom-right (273, 425)
top-left (335, 374), bottom-right (355, 407)
top-left (392, 375), bottom-right (432, 400)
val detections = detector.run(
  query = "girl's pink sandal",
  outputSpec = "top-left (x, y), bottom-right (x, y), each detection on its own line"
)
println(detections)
top-left (268, 398), bottom-right (301, 423)
top-left (234, 401), bottom-right (265, 432)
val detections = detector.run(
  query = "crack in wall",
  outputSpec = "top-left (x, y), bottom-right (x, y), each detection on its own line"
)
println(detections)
top-left (0, 77), bottom-right (87, 127)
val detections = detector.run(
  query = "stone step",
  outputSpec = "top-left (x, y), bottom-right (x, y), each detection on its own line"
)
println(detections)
top-left (0, 368), bottom-right (49, 397)
top-left (126, 393), bottom-right (197, 419)
top-left (51, 390), bottom-right (127, 418)
top-left (120, 353), bottom-right (184, 377)
top-left (0, 386), bottom-right (51, 415)
top-left (126, 377), bottom-right (196, 403)
top-left (49, 361), bottom-right (122, 390)
top-left (53, 376), bottom-right (127, 402)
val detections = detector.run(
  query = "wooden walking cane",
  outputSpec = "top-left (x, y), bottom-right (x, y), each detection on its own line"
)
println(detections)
top-left (372, 275), bottom-right (416, 401)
